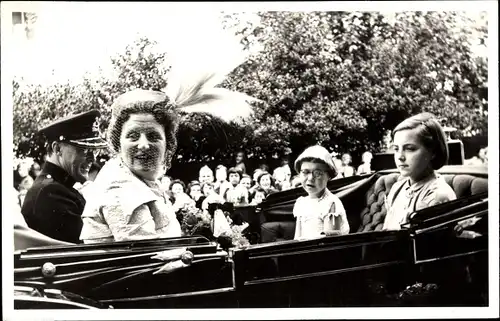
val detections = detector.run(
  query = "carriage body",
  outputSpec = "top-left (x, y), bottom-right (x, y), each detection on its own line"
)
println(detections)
top-left (14, 165), bottom-right (489, 308)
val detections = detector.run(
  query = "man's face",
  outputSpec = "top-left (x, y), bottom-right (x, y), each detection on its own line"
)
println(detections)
top-left (59, 143), bottom-right (97, 183)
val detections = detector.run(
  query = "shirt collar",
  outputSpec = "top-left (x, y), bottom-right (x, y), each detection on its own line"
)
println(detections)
top-left (405, 171), bottom-right (437, 194)
top-left (41, 161), bottom-right (77, 187)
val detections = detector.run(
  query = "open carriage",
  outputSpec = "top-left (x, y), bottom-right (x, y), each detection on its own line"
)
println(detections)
top-left (14, 164), bottom-right (489, 308)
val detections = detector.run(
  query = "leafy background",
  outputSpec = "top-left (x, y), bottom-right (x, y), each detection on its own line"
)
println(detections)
top-left (13, 11), bottom-right (488, 181)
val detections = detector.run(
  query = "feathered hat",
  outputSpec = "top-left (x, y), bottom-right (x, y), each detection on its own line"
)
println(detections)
top-left (107, 32), bottom-right (260, 157)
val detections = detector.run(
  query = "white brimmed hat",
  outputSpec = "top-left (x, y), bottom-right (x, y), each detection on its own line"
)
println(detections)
top-left (294, 145), bottom-right (338, 177)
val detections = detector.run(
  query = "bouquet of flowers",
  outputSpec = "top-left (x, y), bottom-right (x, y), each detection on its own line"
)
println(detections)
top-left (177, 202), bottom-right (250, 250)
top-left (177, 203), bottom-right (212, 239)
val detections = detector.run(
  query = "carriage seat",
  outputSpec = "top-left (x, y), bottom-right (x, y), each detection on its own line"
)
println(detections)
top-left (357, 173), bottom-right (488, 232)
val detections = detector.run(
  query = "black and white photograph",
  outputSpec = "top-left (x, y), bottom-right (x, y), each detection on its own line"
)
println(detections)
top-left (2, 1), bottom-right (498, 320)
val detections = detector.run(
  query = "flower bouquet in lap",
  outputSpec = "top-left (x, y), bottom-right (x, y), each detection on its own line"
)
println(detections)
top-left (179, 200), bottom-right (250, 250)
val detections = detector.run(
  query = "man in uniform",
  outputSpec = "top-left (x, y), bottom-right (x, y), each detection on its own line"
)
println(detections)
top-left (21, 110), bottom-right (107, 244)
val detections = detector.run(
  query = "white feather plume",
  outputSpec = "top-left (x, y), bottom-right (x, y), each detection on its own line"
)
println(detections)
top-left (163, 28), bottom-right (259, 122)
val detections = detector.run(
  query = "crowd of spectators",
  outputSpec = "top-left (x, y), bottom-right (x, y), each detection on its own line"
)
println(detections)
top-left (148, 150), bottom-right (376, 219)
top-left (159, 155), bottom-right (293, 216)
top-left (13, 149), bottom-right (377, 213)
top-left (14, 141), bottom-right (487, 217)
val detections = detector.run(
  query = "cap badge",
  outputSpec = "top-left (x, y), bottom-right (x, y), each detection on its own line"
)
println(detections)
top-left (92, 117), bottom-right (100, 135)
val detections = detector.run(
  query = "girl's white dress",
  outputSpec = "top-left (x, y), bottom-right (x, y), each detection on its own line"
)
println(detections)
top-left (293, 189), bottom-right (350, 240)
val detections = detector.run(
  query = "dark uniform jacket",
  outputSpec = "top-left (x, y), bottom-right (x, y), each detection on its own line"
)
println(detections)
top-left (21, 162), bottom-right (85, 243)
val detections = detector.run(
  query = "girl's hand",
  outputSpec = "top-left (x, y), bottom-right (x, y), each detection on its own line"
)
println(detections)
top-left (323, 211), bottom-right (342, 235)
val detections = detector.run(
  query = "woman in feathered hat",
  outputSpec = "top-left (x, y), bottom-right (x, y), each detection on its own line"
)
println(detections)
top-left (80, 38), bottom-right (257, 243)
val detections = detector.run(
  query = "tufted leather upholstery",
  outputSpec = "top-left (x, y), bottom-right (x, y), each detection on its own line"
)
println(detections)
top-left (357, 174), bottom-right (399, 233)
top-left (442, 175), bottom-right (488, 199)
top-left (357, 173), bottom-right (488, 233)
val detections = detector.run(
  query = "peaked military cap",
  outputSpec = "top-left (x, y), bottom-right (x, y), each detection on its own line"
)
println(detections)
top-left (38, 110), bottom-right (107, 148)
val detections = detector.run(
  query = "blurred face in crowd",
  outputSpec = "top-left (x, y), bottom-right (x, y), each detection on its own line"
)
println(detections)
top-left (202, 183), bottom-right (215, 196)
top-left (259, 174), bottom-right (272, 189)
top-left (229, 173), bottom-right (240, 186)
top-left (274, 168), bottom-right (286, 183)
top-left (392, 128), bottom-right (434, 184)
top-left (161, 176), bottom-right (172, 192)
top-left (282, 165), bottom-right (291, 182)
top-left (17, 162), bottom-right (31, 178)
top-left (215, 167), bottom-right (227, 182)
top-left (253, 191), bottom-right (266, 204)
top-left (253, 169), bottom-right (263, 183)
top-left (333, 158), bottom-right (342, 172)
top-left (383, 130), bottom-right (392, 149)
top-left (171, 182), bottom-right (184, 196)
top-left (30, 162), bottom-right (42, 178)
top-left (479, 147), bottom-right (488, 163)
top-left (56, 142), bottom-right (98, 183)
top-left (120, 114), bottom-right (166, 181)
top-left (362, 152), bottom-right (373, 164)
top-left (199, 168), bottom-right (214, 184)
top-left (235, 152), bottom-right (245, 164)
top-left (18, 176), bottom-right (34, 191)
top-left (190, 184), bottom-right (202, 198)
top-left (341, 153), bottom-right (352, 166)
top-left (299, 161), bottom-right (330, 198)
top-left (240, 176), bottom-right (252, 189)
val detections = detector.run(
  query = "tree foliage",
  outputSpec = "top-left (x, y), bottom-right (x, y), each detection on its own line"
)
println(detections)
top-left (13, 37), bottom-right (170, 164)
top-left (13, 11), bottom-right (488, 168)
top-left (222, 11), bottom-right (488, 161)
top-left (13, 37), bottom-right (250, 166)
